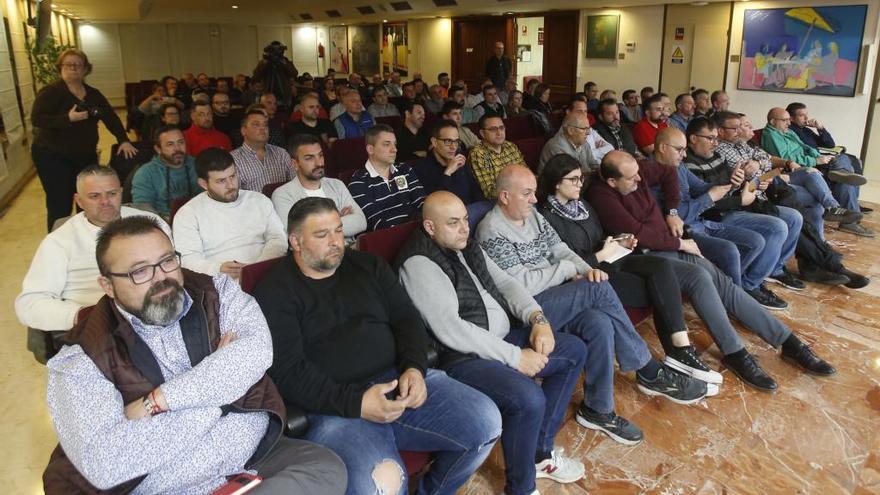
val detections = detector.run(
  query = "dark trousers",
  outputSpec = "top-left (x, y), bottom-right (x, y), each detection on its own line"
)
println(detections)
top-left (32, 145), bottom-right (97, 231)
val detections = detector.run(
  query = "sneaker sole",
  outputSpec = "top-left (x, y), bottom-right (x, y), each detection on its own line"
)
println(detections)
top-left (838, 224), bottom-right (877, 238)
top-left (828, 170), bottom-right (868, 186)
top-left (764, 278), bottom-right (806, 291)
top-left (575, 414), bottom-right (644, 446)
top-left (756, 301), bottom-right (787, 311)
top-left (635, 383), bottom-right (706, 405)
top-left (706, 383), bottom-right (720, 397)
top-left (722, 363), bottom-right (777, 392)
top-left (535, 469), bottom-right (585, 484)
top-left (663, 356), bottom-right (724, 384)
top-left (780, 354), bottom-right (837, 377)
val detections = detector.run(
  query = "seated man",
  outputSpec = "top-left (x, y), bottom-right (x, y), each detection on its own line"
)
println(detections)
top-left (538, 113), bottom-right (598, 173)
top-left (774, 104), bottom-right (873, 237)
top-left (594, 98), bottom-right (640, 157)
top-left (632, 94), bottom-right (669, 155)
top-left (586, 151), bottom-right (836, 390)
top-left (173, 148), bottom-right (287, 279)
top-left (423, 84), bottom-right (446, 115)
top-left (211, 91), bottom-right (242, 146)
top-left (231, 109), bottom-right (294, 192)
top-left (273, 134), bottom-right (366, 241)
top-left (475, 84), bottom-right (507, 119)
top-left (477, 164), bottom-right (707, 445)
top-left (286, 93), bottom-right (337, 147)
top-left (252, 197), bottom-right (502, 495)
top-left (348, 124), bottom-right (426, 231)
top-left (183, 100), bottom-right (232, 157)
top-left (469, 115), bottom-right (526, 199)
top-left (619, 89), bottom-right (642, 124)
top-left (334, 89), bottom-right (376, 139)
top-left (449, 85), bottom-right (479, 124)
top-left (366, 86), bottom-right (400, 118)
top-left (411, 120), bottom-right (485, 204)
top-left (691, 88), bottom-right (712, 117)
top-left (132, 125), bottom-right (201, 218)
top-left (398, 192), bottom-right (588, 492)
top-left (667, 93), bottom-right (695, 132)
top-left (16, 166), bottom-right (168, 355)
top-left (683, 118), bottom-right (803, 309)
top-left (44, 215), bottom-right (346, 494)
top-left (441, 100), bottom-right (480, 150)
top-left (710, 90), bottom-right (729, 114)
top-left (395, 100), bottom-right (429, 161)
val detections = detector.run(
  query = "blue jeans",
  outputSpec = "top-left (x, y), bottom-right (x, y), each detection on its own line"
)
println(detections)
top-left (535, 280), bottom-right (652, 414)
top-left (304, 369), bottom-right (502, 495)
top-left (722, 206), bottom-right (802, 287)
top-left (821, 154), bottom-right (860, 211)
top-left (692, 222), bottom-right (764, 287)
top-left (445, 330), bottom-right (586, 495)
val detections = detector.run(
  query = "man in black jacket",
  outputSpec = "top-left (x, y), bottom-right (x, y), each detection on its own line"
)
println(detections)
top-left (252, 197), bottom-right (501, 495)
top-left (485, 41), bottom-right (512, 89)
top-left (593, 98), bottom-right (640, 157)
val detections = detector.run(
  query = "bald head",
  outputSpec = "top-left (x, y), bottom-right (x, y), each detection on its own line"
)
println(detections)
top-left (600, 151), bottom-right (641, 195)
top-left (563, 112), bottom-right (589, 146)
top-left (423, 191), bottom-right (470, 250)
top-left (656, 127), bottom-right (685, 147)
top-left (767, 107), bottom-right (790, 131)
top-left (496, 164), bottom-right (537, 223)
top-left (496, 163), bottom-right (533, 196)
top-left (654, 127), bottom-right (687, 166)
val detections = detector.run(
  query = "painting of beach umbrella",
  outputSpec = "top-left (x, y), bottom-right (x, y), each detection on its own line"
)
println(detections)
top-left (785, 8), bottom-right (835, 58)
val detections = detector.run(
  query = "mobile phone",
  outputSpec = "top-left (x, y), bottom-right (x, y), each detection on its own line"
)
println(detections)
top-left (212, 474), bottom-right (262, 495)
top-left (611, 234), bottom-right (633, 242)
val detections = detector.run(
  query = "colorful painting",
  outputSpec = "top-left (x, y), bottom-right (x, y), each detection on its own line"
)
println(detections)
top-left (585, 15), bottom-right (619, 59)
top-left (351, 25), bottom-right (380, 76)
top-left (329, 26), bottom-right (349, 74)
top-left (382, 23), bottom-right (408, 77)
top-left (737, 5), bottom-right (868, 97)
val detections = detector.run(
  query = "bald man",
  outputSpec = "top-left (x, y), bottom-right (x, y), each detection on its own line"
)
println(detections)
top-left (397, 191), bottom-right (588, 493)
top-left (477, 164), bottom-right (708, 446)
top-left (586, 151), bottom-right (836, 391)
top-left (538, 113), bottom-right (598, 173)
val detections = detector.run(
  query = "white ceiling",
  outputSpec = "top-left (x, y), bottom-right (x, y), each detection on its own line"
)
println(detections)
top-left (50, 0), bottom-right (718, 25)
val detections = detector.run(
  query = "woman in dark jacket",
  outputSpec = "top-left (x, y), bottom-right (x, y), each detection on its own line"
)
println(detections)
top-left (31, 49), bottom-right (136, 231)
top-left (537, 154), bottom-right (719, 385)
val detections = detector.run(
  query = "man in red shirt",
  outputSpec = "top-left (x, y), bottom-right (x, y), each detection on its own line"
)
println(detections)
top-left (183, 100), bottom-right (232, 157)
top-left (631, 94), bottom-right (668, 155)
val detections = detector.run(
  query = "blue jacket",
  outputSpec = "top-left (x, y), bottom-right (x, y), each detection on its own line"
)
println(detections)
top-left (790, 124), bottom-right (835, 149)
top-left (333, 111), bottom-right (376, 139)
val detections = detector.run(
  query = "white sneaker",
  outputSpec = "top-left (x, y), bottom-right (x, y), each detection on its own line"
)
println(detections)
top-left (706, 382), bottom-right (720, 397)
top-left (535, 448), bottom-right (585, 484)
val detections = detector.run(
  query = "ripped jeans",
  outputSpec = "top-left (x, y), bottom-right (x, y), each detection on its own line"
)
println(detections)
top-left (304, 369), bottom-right (502, 495)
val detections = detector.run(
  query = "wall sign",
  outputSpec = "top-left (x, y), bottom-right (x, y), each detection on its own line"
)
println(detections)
top-left (538, 27), bottom-right (544, 45)
top-left (671, 45), bottom-right (685, 64)
top-left (675, 27), bottom-right (685, 41)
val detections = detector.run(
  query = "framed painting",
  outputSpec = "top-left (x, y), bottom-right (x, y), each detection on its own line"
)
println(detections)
top-left (585, 14), bottom-right (619, 59)
top-left (329, 25), bottom-right (349, 74)
top-left (382, 23), bottom-right (408, 76)
top-left (736, 5), bottom-right (868, 96)
top-left (351, 25), bottom-right (380, 76)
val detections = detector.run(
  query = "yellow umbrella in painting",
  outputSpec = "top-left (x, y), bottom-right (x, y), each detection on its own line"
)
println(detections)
top-left (785, 8), bottom-right (835, 58)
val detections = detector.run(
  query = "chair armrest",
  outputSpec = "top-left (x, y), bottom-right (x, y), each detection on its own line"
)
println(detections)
top-left (284, 403), bottom-right (309, 438)
top-left (426, 345), bottom-right (439, 369)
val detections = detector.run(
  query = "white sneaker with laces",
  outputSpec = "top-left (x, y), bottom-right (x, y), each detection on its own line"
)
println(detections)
top-left (535, 448), bottom-right (585, 484)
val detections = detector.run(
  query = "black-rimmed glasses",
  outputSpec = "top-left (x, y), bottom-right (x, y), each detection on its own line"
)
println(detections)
top-left (105, 252), bottom-right (182, 285)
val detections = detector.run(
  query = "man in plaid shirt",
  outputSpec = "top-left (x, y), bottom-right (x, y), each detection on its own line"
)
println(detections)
top-left (468, 115), bottom-right (525, 199)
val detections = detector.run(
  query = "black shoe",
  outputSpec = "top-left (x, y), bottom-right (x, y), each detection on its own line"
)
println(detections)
top-left (798, 267), bottom-right (850, 286)
top-left (823, 206), bottom-right (863, 224)
top-left (839, 222), bottom-right (877, 238)
top-left (746, 285), bottom-right (788, 310)
top-left (636, 365), bottom-right (707, 404)
top-left (827, 169), bottom-right (868, 186)
top-left (781, 342), bottom-right (837, 376)
top-left (860, 205), bottom-right (873, 214)
top-left (840, 268), bottom-right (870, 289)
top-left (664, 345), bottom-right (723, 384)
top-left (722, 353), bottom-right (778, 392)
top-left (765, 268), bottom-right (806, 291)
top-left (575, 403), bottom-right (644, 445)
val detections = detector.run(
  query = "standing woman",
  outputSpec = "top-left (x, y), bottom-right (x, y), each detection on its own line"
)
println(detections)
top-left (31, 49), bottom-right (136, 231)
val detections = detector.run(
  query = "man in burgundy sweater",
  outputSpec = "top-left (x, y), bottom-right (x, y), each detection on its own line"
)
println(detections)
top-left (585, 151), bottom-right (835, 391)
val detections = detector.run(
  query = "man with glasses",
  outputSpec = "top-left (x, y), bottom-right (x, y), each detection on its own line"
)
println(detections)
top-left (43, 214), bottom-right (347, 494)
top-left (469, 115), bottom-right (525, 198)
top-left (412, 120), bottom-right (484, 204)
top-left (682, 118), bottom-right (803, 310)
top-left (173, 148), bottom-right (287, 280)
top-left (538, 113), bottom-right (599, 173)
top-left (210, 92), bottom-right (241, 145)
top-left (668, 93), bottom-right (695, 132)
top-left (632, 94), bottom-right (669, 155)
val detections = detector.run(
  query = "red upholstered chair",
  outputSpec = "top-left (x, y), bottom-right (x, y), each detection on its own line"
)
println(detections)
top-left (338, 169), bottom-right (357, 185)
top-left (503, 117), bottom-right (538, 141)
top-left (169, 196), bottom-right (194, 225)
top-left (465, 122), bottom-right (481, 135)
top-left (751, 128), bottom-right (764, 147)
top-left (327, 137), bottom-right (368, 179)
top-left (262, 181), bottom-right (285, 198)
top-left (513, 137), bottom-right (546, 173)
top-left (356, 221), bottom-right (420, 263)
top-left (240, 256), bottom-right (284, 294)
top-left (376, 115), bottom-right (403, 128)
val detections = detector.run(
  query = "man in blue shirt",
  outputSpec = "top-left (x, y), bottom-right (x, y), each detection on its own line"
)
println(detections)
top-left (333, 90), bottom-right (375, 139)
top-left (131, 125), bottom-right (201, 218)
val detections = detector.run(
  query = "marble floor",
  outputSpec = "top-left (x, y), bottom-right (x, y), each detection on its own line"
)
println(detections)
top-left (2, 154), bottom-right (880, 493)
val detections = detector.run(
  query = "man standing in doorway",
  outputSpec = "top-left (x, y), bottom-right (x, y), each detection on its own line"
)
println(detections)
top-left (485, 41), bottom-right (513, 89)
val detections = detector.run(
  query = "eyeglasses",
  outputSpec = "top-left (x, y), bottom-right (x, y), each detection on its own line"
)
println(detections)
top-left (772, 117), bottom-right (791, 122)
top-left (436, 138), bottom-right (461, 147)
top-left (667, 144), bottom-right (687, 155)
top-left (562, 175), bottom-right (585, 185)
top-left (568, 125), bottom-right (591, 133)
top-left (482, 125), bottom-right (505, 133)
top-left (105, 252), bottom-right (181, 285)
top-left (719, 125), bottom-right (740, 131)
top-left (61, 63), bottom-right (84, 69)
top-left (693, 134), bottom-right (719, 144)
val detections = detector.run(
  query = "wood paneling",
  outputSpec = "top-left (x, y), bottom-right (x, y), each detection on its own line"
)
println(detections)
top-left (451, 16), bottom-right (508, 93)
top-left (541, 12), bottom-right (578, 105)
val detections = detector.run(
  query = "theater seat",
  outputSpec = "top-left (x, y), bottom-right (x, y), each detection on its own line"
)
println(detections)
top-left (28, 305), bottom-right (94, 365)
top-left (356, 221), bottom-right (420, 262)
top-left (751, 128), bottom-right (763, 147)
top-left (109, 141), bottom-right (154, 187)
top-left (327, 137), bottom-right (367, 179)
top-left (466, 200), bottom-right (494, 233)
top-left (503, 117), bottom-right (539, 141)
top-left (169, 196), bottom-right (194, 225)
top-left (376, 115), bottom-right (403, 128)
top-left (513, 137), bottom-right (546, 173)
top-left (240, 256), bottom-right (284, 293)
top-left (262, 181), bottom-right (285, 198)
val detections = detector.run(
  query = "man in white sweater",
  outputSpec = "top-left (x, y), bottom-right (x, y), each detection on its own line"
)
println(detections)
top-left (16, 166), bottom-right (168, 348)
top-left (272, 134), bottom-right (366, 241)
top-left (173, 147), bottom-right (287, 279)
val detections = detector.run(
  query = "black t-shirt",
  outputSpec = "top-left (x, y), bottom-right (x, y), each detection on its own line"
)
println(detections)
top-left (395, 126), bottom-right (429, 163)
top-left (286, 118), bottom-right (337, 142)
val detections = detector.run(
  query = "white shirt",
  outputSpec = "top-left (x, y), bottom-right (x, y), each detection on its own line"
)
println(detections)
top-left (173, 190), bottom-right (288, 276)
top-left (588, 131), bottom-right (616, 161)
top-left (271, 176), bottom-right (367, 239)
top-left (15, 207), bottom-right (169, 331)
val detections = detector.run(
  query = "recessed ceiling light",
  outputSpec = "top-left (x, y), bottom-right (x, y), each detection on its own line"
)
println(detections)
top-left (691, 1), bottom-right (708, 5)
top-left (231, 4), bottom-right (238, 8)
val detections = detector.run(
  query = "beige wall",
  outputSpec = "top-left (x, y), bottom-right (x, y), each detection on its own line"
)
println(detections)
top-left (660, 2), bottom-right (731, 96)
top-left (407, 18), bottom-right (452, 82)
top-left (0, 0), bottom-right (35, 199)
top-left (515, 17), bottom-right (544, 89)
top-left (724, 0), bottom-right (880, 153)
top-left (577, 6), bottom-right (664, 97)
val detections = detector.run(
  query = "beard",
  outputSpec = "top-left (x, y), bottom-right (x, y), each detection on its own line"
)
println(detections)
top-left (136, 279), bottom-right (186, 327)
top-left (301, 245), bottom-right (343, 273)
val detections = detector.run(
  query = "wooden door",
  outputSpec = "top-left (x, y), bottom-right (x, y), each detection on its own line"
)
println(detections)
top-left (451, 17), bottom-right (509, 94)
top-left (541, 12), bottom-right (578, 105)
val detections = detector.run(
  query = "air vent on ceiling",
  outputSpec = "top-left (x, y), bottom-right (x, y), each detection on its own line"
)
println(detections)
top-left (433, 0), bottom-right (457, 5)
top-left (300, 13), bottom-right (314, 20)
top-left (389, 1), bottom-right (412, 11)
top-left (357, 5), bottom-right (376, 14)
top-left (326, 9), bottom-right (342, 17)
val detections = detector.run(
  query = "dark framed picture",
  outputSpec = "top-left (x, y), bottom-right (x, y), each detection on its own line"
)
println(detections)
top-left (585, 14), bottom-right (620, 59)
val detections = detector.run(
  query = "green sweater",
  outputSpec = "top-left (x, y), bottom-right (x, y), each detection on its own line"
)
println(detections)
top-left (761, 125), bottom-right (821, 167)
top-left (131, 155), bottom-right (201, 216)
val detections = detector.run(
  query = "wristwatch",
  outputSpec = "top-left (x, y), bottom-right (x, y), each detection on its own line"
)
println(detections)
top-left (531, 312), bottom-right (549, 326)
top-left (667, 209), bottom-right (679, 217)
top-left (142, 395), bottom-right (158, 417)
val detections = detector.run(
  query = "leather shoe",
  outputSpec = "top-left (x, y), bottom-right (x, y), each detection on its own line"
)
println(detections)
top-left (782, 343), bottom-right (836, 376)
top-left (840, 268), bottom-right (870, 289)
top-left (722, 353), bottom-right (778, 392)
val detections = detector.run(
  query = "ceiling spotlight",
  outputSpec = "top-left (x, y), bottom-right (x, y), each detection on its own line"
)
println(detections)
top-left (231, 4), bottom-right (238, 8)
top-left (691, 1), bottom-right (709, 5)
top-left (383, 19), bottom-right (388, 22)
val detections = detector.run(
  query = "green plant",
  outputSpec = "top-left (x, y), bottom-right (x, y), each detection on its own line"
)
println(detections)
top-left (26, 36), bottom-right (73, 86)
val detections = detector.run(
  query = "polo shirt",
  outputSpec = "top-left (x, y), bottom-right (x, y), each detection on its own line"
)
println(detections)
top-left (632, 118), bottom-right (669, 150)
top-left (348, 161), bottom-right (426, 231)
